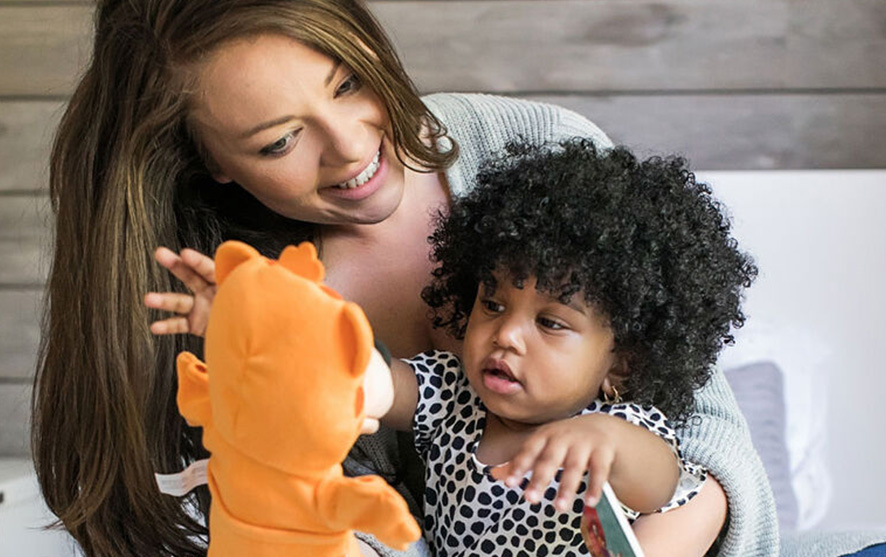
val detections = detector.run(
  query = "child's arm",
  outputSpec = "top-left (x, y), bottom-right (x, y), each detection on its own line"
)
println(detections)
top-left (377, 359), bottom-right (419, 432)
top-left (145, 246), bottom-right (217, 336)
top-left (631, 474), bottom-right (727, 557)
top-left (503, 413), bottom-right (680, 514)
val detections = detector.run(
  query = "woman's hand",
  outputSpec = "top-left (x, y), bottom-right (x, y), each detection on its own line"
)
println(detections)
top-left (144, 247), bottom-right (217, 337)
top-left (502, 413), bottom-right (680, 514)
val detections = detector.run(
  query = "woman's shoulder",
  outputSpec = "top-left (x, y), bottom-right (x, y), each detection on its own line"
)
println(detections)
top-left (422, 93), bottom-right (612, 197)
top-left (422, 92), bottom-right (611, 147)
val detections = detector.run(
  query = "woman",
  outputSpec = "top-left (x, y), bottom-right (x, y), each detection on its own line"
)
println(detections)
top-left (34, 1), bottom-right (766, 555)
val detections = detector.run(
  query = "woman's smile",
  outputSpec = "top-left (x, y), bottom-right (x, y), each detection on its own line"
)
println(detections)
top-left (325, 147), bottom-right (386, 201)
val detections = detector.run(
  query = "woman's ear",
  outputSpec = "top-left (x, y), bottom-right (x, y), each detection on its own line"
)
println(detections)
top-left (206, 157), bottom-right (232, 184)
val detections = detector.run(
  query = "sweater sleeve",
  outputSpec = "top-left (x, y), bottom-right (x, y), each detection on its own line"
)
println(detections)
top-left (422, 93), bottom-right (612, 199)
top-left (678, 370), bottom-right (780, 555)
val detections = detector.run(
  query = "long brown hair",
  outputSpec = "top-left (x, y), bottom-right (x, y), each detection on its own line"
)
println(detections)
top-left (33, 1), bottom-right (455, 555)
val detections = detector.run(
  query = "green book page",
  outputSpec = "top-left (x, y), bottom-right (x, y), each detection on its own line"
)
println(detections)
top-left (581, 482), bottom-right (645, 557)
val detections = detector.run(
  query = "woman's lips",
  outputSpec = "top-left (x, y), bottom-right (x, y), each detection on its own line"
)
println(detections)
top-left (324, 147), bottom-right (387, 201)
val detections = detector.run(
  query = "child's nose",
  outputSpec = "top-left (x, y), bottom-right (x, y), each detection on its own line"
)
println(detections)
top-left (492, 317), bottom-right (526, 354)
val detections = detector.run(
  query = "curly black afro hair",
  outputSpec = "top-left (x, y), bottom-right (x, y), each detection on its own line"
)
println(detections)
top-left (422, 139), bottom-right (757, 424)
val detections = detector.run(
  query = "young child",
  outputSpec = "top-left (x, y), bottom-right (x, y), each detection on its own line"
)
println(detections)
top-left (379, 138), bottom-right (757, 556)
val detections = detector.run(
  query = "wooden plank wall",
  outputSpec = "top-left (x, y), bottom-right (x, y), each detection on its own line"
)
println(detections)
top-left (1, 0), bottom-right (884, 455)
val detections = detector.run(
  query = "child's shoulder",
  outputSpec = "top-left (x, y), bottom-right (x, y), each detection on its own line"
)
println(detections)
top-left (585, 401), bottom-right (676, 440)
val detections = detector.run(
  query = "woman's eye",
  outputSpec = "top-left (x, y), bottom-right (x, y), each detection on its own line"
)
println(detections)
top-left (482, 300), bottom-right (504, 313)
top-left (538, 317), bottom-right (565, 331)
top-left (335, 74), bottom-right (363, 97)
top-left (260, 133), bottom-right (294, 156)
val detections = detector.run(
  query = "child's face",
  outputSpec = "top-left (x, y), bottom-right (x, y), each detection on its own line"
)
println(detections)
top-left (462, 271), bottom-right (619, 427)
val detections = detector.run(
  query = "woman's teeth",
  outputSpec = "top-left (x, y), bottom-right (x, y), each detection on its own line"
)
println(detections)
top-left (336, 151), bottom-right (380, 189)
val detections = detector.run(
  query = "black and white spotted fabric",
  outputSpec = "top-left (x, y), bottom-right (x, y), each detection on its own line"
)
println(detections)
top-left (407, 350), bottom-right (707, 557)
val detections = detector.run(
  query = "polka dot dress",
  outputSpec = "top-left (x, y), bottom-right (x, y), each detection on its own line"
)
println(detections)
top-left (407, 350), bottom-right (707, 557)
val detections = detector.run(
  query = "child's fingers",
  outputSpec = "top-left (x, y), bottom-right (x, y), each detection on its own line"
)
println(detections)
top-left (584, 447), bottom-right (616, 507)
top-left (505, 434), bottom-right (548, 487)
top-left (554, 448), bottom-right (592, 512)
top-left (144, 292), bottom-right (195, 315)
top-left (523, 442), bottom-right (568, 505)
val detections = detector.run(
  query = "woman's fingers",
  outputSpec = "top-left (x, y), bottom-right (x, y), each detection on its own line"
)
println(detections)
top-left (180, 248), bottom-right (217, 284)
top-left (154, 247), bottom-right (215, 293)
top-left (149, 316), bottom-right (192, 336)
top-left (148, 246), bottom-right (217, 338)
top-left (144, 292), bottom-right (195, 315)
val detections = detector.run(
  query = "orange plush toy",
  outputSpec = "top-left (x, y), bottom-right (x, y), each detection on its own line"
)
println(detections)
top-left (176, 240), bottom-right (421, 556)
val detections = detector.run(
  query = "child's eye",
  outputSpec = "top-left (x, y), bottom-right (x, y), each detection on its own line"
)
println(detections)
top-left (482, 300), bottom-right (504, 313)
top-left (335, 74), bottom-right (363, 97)
top-left (260, 131), bottom-right (298, 156)
top-left (537, 316), bottom-right (566, 331)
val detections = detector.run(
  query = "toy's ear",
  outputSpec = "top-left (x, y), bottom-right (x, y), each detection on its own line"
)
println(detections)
top-left (339, 302), bottom-right (373, 378)
top-left (176, 351), bottom-right (212, 427)
top-left (215, 241), bottom-right (261, 285)
top-left (279, 242), bottom-right (324, 283)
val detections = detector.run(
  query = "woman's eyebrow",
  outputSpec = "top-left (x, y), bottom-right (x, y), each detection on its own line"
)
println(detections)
top-left (240, 61), bottom-right (343, 139)
top-left (241, 115), bottom-right (296, 139)
top-left (324, 59), bottom-right (342, 86)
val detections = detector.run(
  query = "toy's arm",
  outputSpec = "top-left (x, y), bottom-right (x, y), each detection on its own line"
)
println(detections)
top-left (176, 351), bottom-right (212, 427)
top-left (317, 474), bottom-right (421, 550)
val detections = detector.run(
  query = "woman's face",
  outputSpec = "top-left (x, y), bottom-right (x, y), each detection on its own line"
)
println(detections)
top-left (188, 34), bottom-right (406, 226)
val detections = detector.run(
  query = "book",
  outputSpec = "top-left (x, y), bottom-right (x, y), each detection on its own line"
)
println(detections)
top-left (580, 482), bottom-right (645, 557)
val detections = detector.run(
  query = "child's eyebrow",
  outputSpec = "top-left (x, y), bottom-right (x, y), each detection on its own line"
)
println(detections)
top-left (546, 291), bottom-right (588, 315)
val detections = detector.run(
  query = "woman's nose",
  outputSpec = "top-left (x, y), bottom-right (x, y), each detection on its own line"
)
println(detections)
top-left (317, 109), bottom-right (369, 167)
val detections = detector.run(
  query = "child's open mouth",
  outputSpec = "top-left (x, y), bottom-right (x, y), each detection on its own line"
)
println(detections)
top-left (481, 359), bottom-right (522, 395)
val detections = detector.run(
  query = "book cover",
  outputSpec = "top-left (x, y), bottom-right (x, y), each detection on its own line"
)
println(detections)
top-left (580, 482), bottom-right (645, 557)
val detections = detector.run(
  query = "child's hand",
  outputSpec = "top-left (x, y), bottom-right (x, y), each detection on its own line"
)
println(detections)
top-left (144, 247), bottom-right (217, 337)
top-left (503, 413), bottom-right (622, 512)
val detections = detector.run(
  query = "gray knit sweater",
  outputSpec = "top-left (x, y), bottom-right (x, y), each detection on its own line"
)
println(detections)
top-left (351, 93), bottom-right (885, 557)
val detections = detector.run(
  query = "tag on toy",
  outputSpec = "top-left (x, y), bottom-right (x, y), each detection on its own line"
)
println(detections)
top-left (155, 458), bottom-right (209, 496)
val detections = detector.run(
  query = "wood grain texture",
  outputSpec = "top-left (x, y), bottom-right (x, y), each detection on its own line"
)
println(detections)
top-left (0, 290), bottom-right (42, 381)
top-left (0, 101), bottom-right (64, 192)
top-left (0, 5), bottom-right (92, 96)
top-left (372, 0), bottom-right (886, 93)
top-left (531, 92), bottom-right (886, 169)
top-left (2, 1), bottom-right (884, 96)
top-left (0, 382), bottom-right (32, 456)
top-left (0, 194), bottom-right (51, 286)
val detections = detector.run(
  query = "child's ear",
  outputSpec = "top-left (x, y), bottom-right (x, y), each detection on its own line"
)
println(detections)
top-left (602, 357), bottom-right (629, 399)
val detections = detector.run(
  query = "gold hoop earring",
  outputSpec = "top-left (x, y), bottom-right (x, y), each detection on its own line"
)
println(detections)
top-left (603, 385), bottom-right (622, 405)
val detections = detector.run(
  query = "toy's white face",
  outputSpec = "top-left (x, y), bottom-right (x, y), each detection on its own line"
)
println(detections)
top-left (360, 348), bottom-right (396, 434)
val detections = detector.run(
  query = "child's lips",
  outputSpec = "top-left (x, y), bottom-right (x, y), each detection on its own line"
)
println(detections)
top-left (481, 358), bottom-right (522, 394)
